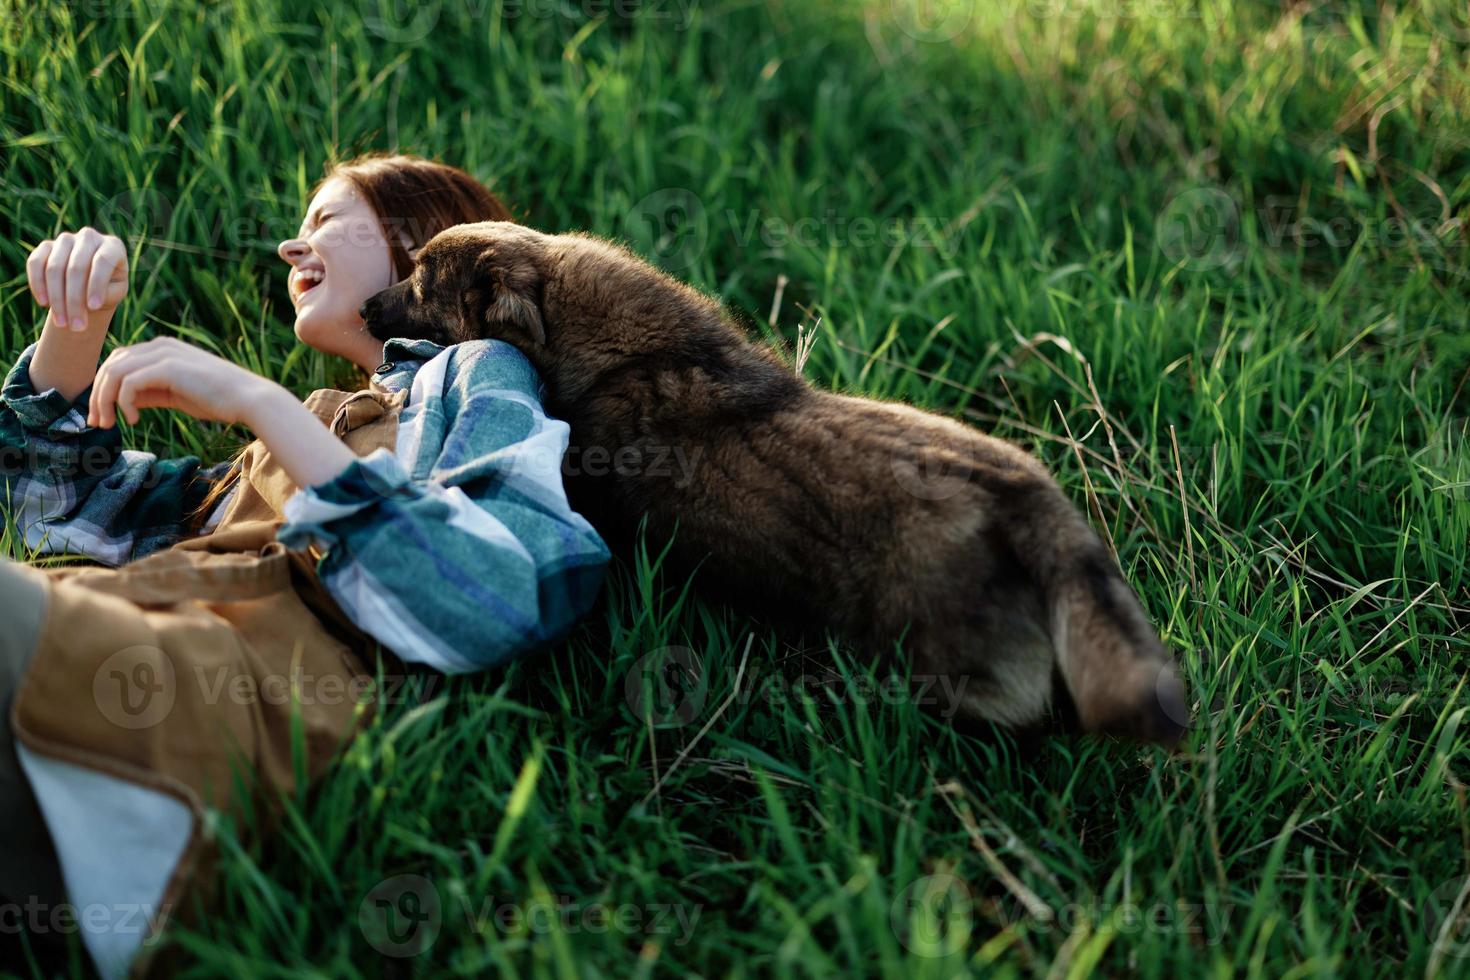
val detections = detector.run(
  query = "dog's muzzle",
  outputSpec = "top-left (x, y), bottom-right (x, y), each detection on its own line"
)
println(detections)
top-left (359, 284), bottom-right (408, 341)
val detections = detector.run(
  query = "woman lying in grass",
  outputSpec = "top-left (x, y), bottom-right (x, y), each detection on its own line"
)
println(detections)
top-left (0, 153), bottom-right (610, 978)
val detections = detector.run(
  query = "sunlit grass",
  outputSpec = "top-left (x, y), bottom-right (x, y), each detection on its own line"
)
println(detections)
top-left (3, 0), bottom-right (1469, 976)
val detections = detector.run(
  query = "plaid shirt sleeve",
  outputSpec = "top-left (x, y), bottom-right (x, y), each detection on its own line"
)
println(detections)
top-left (277, 339), bottom-right (610, 672)
top-left (1, 342), bottom-right (228, 565)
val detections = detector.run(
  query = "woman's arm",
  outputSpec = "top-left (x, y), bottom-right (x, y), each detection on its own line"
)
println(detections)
top-left (240, 387), bottom-right (358, 488)
top-left (1, 343), bottom-right (227, 564)
top-left (276, 340), bottom-right (611, 671)
top-left (27, 320), bottom-right (109, 403)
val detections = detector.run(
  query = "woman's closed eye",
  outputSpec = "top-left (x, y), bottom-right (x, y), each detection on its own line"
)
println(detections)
top-left (297, 211), bottom-right (335, 239)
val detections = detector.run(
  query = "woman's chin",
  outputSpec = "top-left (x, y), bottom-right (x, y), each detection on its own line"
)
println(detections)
top-left (292, 312), bottom-right (324, 350)
top-left (293, 306), bottom-right (383, 366)
top-left (293, 305), bottom-right (346, 349)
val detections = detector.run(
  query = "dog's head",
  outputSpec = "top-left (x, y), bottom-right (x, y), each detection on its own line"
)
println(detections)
top-left (360, 220), bottom-right (553, 357)
top-left (362, 221), bottom-right (760, 412)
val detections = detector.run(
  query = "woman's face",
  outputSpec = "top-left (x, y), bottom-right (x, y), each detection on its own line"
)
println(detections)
top-left (277, 176), bottom-right (399, 372)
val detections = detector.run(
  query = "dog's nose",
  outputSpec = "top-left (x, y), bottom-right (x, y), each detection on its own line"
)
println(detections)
top-left (359, 296), bottom-right (378, 321)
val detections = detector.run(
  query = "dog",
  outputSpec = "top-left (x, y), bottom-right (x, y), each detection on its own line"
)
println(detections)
top-left (360, 221), bottom-right (1188, 744)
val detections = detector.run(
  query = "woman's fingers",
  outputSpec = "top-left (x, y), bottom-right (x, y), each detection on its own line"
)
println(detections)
top-left (26, 229), bottom-right (129, 329)
top-left (25, 240), bottom-right (53, 306)
top-left (114, 362), bottom-right (178, 426)
top-left (88, 345), bottom-right (126, 428)
top-left (43, 234), bottom-right (76, 328)
top-left (85, 338), bottom-right (251, 430)
top-left (64, 229), bottom-right (103, 332)
top-left (88, 341), bottom-right (173, 428)
top-left (90, 343), bottom-right (154, 428)
top-left (90, 237), bottom-right (128, 311)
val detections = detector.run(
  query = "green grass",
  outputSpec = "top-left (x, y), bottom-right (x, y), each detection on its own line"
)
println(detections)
top-left (4, 0), bottom-right (1470, 976)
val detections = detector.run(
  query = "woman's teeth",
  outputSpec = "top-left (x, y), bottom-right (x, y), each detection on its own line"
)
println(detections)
top-left (294, 269), bottom-right (325, 301)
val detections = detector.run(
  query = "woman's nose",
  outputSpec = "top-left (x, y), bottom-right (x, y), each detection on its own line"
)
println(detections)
top-left (277, 238), bottom-right (311, 263)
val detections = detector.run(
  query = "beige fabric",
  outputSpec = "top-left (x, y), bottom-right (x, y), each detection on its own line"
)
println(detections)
top-left (9, 383), bottom-right (408, 976)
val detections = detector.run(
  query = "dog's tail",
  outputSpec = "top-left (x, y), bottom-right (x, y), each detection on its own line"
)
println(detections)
top-left (996, 476), bottom-right (1188, 746)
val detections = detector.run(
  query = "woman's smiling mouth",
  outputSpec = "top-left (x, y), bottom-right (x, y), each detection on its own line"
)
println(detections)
top-left (290, 267), bottom-right (325, 304)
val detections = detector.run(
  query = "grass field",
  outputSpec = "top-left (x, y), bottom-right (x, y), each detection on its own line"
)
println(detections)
top-left (4, 0), bottom-right (1470, 976)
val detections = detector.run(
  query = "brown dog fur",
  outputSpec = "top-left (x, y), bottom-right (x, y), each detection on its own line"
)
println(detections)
top-left (360, 221), bottom-right (1188, 743)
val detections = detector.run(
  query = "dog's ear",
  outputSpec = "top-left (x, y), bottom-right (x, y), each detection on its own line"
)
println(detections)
top-left (461, 245), bottom-right (546, 350)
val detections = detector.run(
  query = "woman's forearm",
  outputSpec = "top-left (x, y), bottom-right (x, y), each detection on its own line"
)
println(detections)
top-left (244, 384), bottom-right (359, 490)
top-left (27, 313), bottom-right (113, 402)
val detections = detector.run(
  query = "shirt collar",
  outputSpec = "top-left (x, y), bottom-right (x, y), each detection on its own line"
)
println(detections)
top-left (371, 337), bottom-right (446, 391)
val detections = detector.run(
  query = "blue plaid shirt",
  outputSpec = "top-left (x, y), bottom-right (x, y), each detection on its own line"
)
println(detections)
top-left (1, 338), bottom-right (610, 672)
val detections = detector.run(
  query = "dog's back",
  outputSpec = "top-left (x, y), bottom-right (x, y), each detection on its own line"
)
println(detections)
top-left (550, 256), bottom-right (1184, 742)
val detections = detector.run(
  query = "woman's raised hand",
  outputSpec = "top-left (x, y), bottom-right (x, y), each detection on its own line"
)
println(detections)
top-left (87, 337), bottom-right (282, 430)
top-left (26, 227), bottom-right (129, 332)
top-left (83, 336), bottom-right (355, 491)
